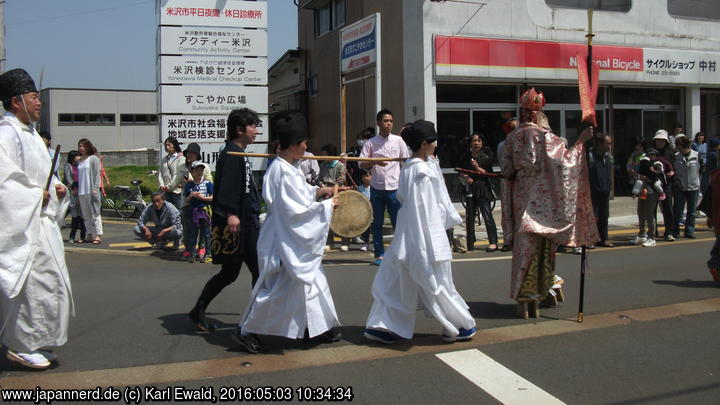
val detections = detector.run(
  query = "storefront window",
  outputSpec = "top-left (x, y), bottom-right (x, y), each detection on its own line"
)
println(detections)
top-left (545, 0), bottom-right (631, 12)
top-left (668, 0), bottom-right (720, 21)
top-left (613, 87), bottom-right (680, 105)
top-left (437, 110), bottom-right (469, 168)
top-left (437, 84), bottom-right (516, 103)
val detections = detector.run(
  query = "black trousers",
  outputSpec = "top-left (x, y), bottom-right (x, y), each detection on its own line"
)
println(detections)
top-left (197, 224), bottom-right (259, 309)
top-left (591, 191), bottom-right (610, 243)
top-left (654, 193), bottom-right (674, 237)
top-left (69, 216), bottom-right (86, 241)
top-left (466, 185), bottom-right (498, 249)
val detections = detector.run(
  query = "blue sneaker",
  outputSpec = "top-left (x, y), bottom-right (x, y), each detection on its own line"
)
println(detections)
top-left (364, 328), bottom-right (401, 344)
top-left (442, 327), bottom-right (477, 343)
top-left (373, 257), bottom-right (383, 266)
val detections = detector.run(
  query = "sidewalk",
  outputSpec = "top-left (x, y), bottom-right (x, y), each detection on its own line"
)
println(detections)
top-left (67, 196), bottom-right (692, 261)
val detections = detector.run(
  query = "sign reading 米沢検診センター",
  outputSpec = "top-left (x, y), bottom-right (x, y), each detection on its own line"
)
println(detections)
top-left (340, 14), bottom-right (378, 74)
top-left (160, 55), bottom-right (267, 85)
top-left (159, 0), bottom-right (267, 28)
top-left (160, 85), bottom-right (268, 114)
top-left (159, 27), bottom-right (267, 57)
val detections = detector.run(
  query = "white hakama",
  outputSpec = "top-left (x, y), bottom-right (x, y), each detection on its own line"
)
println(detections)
top-left (0, 113), bottom-right (73, 352)
top-left (366, 157), bottom-right (476, 339)
top-left (239, 157), bottom-right (339, 339)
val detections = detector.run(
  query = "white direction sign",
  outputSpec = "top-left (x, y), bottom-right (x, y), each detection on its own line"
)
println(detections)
top-left (160, 55), bottom-right (267, 85)
top-left (160, 114), bottom-right (268, 143)
top-left (340, 14), bottom-right (378, 73)
top-left (159, 26), bottom-right (267, 57)
top-left (195, 141), bottom-right (269, 171)
top-left (159, 0), bottom-right (267, 28)
top-left (160, 85), bottom-right (268, 114)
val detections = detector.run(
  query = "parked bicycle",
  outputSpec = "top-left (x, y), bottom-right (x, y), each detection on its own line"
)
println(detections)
top-left (112, 179), bottom-right (148, 219)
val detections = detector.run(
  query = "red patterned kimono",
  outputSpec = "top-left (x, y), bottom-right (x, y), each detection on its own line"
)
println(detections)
top-left (501, 122), bottom-right (599, 300)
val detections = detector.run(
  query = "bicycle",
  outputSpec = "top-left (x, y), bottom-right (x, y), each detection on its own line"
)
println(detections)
top-left (112, 179), bottom-right (148, 219)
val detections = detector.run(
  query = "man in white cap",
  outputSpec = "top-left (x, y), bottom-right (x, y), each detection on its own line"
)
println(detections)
top-left (0, 68), bottom-right (73, 369)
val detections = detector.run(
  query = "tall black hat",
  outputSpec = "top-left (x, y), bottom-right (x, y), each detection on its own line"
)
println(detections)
top-left (401, 119), bottom-right (437, 151)
top-left (273, 112), bottom-right (309, 148)
top-left (0, 69), bottom-right (37, 101)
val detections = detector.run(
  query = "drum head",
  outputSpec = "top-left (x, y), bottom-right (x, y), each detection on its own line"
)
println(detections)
top-left (330, 190), bottom-right (372, 239)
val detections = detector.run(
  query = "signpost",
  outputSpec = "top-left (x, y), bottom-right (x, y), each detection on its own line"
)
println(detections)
top-left (157, 0), bottom-right (268, 170)
top-left (339, 13), bottom-right (381, 154)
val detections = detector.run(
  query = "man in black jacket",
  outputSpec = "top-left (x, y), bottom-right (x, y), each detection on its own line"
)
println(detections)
top-left (588, 134), bottom-right (614, 247)
top-left (188, 108), bottom-right (261, 332)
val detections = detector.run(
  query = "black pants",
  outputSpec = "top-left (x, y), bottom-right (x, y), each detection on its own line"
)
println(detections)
top-left (591, 191), bottom-right (610, 243)
top-left (655, 193), bottom-right (674, 237)
top-left (69, 216), bottom-right (86, 241)
top-left (466, 186), bottom-right (498, 249)
top-left (197, 224), bottom-right (259, 309)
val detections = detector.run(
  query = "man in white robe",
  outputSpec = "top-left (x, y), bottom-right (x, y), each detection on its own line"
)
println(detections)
top-left (0, 69), bottom-right (73, 369)
top-left (233, 112), bottom-right (341, 353)
top-left (365, 120), bottom-right (477, 343)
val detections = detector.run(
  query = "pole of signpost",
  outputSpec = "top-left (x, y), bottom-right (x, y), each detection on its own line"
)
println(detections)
top-left (341, 78), bottom-right (347, 155)
top-left (578, 9), bottom-right (594, 324)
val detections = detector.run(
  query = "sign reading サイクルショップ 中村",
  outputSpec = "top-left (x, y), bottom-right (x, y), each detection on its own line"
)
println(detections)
top-left (435, 36), bottom-right (719, 85)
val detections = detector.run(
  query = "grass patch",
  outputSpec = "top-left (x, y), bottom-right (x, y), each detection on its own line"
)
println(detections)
top-left (62, 165), bottom-right (159, 201)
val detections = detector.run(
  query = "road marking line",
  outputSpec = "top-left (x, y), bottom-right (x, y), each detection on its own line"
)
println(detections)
top-left (1, 297), bottom-right (718, 390)
top-left (436, 349), bottom-right (566, 405)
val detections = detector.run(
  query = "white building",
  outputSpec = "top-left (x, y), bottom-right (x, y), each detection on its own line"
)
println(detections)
top-left (40, 88), bottom-right (158, 153)
top-left (295, 0), bottom-right (720, 191)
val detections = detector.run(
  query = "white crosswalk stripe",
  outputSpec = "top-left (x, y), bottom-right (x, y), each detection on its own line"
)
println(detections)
top-left (436, 349), bottom-right (566, 405)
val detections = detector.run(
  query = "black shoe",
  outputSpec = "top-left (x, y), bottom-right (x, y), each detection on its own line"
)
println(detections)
top-left (685, 234), bottom-right (696, 239)
top-left (188, 300), bottom-right (215, 333)
top-left (308, 329), bottom-right (342, 344)
top-left (232, 329), bottom-right (260, 354)
top-left (500, 245), bottom-right (512, 252)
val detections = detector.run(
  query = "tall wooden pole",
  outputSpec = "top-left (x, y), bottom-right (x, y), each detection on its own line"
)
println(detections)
top-left (578, 9), bottom-right (595, 324)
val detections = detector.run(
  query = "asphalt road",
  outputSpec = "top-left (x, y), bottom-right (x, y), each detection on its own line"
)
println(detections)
top-left (0, 228), bottom-right (718, 404)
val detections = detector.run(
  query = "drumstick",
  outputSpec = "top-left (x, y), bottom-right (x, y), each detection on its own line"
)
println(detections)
top-left (227, 151), bottom-right (406, 162)
top-left (454, 167), bottom-right (504, 178)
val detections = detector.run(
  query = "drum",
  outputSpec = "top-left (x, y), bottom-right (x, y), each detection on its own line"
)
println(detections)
top-left (330, 190), bottom-right (372, 238)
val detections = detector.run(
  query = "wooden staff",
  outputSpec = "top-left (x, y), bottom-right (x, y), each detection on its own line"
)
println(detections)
top-left (578, 9), bottom-right (595, 324)
top-left (227, 151), bottom-right (406, 162)
top-left (454, 167), bottom-right (504, 178)
top-left (45, 145), bottom-right (61, 191)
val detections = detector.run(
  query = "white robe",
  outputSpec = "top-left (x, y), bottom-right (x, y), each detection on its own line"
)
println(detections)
top-left (0, 112), bottom-right (74, 352)
top-left (366, 157), bottom-right (476, 339)
top-left (239, 157), bottom-right (339, 339)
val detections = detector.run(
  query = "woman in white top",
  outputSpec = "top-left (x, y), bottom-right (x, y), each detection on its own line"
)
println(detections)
top-left (77, 138), bottom-right (103, 244)
top-left (158, 137), bottom-right (185, 211)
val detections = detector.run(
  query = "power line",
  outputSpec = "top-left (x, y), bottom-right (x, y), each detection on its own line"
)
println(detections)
top-left (7, 0), bottom-right (153, 26)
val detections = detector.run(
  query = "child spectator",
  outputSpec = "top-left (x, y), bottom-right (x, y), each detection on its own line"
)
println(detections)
top-left (634, 149), bottom-right (666, 200)
top-left (318, 143), bottom-right (349, 252)
top-left (357, 169), bottom-right (372, 251)
top-left (183, 161), bottom-right (214, 263)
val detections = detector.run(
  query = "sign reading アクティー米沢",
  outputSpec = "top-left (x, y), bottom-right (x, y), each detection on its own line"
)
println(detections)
top-left (160, 55), bottom-right (267, 85)
top-left (159, 26), bottom-right (267, 57)
top-left (158, 0), bottom-right (267, 28)
top-left (340, 14), bottom-right (378, 74)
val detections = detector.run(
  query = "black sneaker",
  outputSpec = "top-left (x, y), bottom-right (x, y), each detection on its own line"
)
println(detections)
top-left (308, 329), bottom-right (342, 344)
top-left (232, 329), bottom-right (261, 354)
top-left (188, 301), bottom-right (216, 333)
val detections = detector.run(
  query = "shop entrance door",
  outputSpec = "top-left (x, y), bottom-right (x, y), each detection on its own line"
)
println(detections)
top-left (471, 109), bottom-right (517, 162)
top-left (642, 110), bottom-right (679, 141)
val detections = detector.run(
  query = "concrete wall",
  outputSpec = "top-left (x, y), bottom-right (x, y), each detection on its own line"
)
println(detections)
top-left (299, 1), bottom-right (407, 152)
top-left (59, 149), bottom-right (159, 168)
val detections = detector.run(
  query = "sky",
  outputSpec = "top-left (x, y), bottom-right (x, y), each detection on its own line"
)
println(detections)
top-left (4, 0), bottom-right (298, 90)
